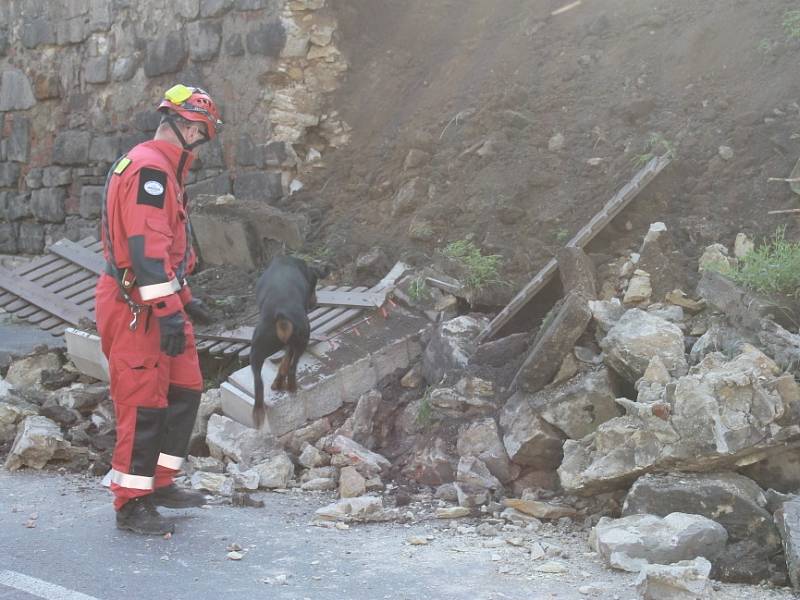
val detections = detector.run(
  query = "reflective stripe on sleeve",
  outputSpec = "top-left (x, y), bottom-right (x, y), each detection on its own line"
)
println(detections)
top-left (138, 278), bottom-right (181, 301)
top-left (109, 469), bottom-right (155, 490)
top-left (157, 453), bottom-right (184, 470)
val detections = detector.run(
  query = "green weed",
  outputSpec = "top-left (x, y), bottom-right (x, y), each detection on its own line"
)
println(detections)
top-left (631, 133), bottom-right (676, 167)
top-left (555, 227), bottom-right (570, 244)
top-left (441, 239), bottom-right (504, 290)
top-left (723, 226), bottom-right (800, 297)
top-left (408, 276), bottom-right (430, 302)
top-left (784, 10), bottom-right (800, 39)
top-left (416, 390), bottom-right (435, 428)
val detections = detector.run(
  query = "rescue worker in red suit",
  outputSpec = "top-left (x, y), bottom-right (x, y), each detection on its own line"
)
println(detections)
top-left (95, 84), bottom-right (223, 535)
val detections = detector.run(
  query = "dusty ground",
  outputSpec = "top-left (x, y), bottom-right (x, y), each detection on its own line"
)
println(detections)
top-left (281, 0), bottom-right (800, 307)
top-left (1, 471), bottom-right (797, 600)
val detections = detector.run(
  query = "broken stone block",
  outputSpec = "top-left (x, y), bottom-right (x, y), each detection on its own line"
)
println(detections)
top-left (775, 499), bottom-right (800, 591)
top-left (697, 270), bottom-right (785, 331)
top-left (623, 269), bottom-right (652, 305)
top-left (622, 472), bottom-right (781, 555)
top-left (190, 195), bottom-right (306, 269)
top-left (190, 471), bottom-right (232, 495)
top-left (739, 450), bottom-right (800, 494)
top-left (186, 455), bottom-right (225, 475)
top-left (434, 482), bottom-right (458, 502)
top-left (636, 222), bottom-right (687, 303)
top-left (55, 383), bottom-right (107, 413)
top-left (456, 418), bottom-right (518, 483)
top-left (532, 367), bottom-right (622, 441)
top-left (190, 388), bottom-right (222, 454)
top-left (513, 292), bottom-right (592, 394)
top-left (5, 416), bottom-right (71, 471)
top-left (253, 452), bottom-right (294, 489)
top-left (557, 247), bottom-right (597, 299)
top-left (665, 289), bottom-right (706, 314)
top-left (279, 417), bottom-right (331, 455)
top-left (401, 437), bottom-right (457, 485)
top-left (559, 347), bottom-right (787, 494)
top-left (591, 513), bottom-right (728, 572)
top-left (456, 455), bottom-right (502, 492)
top-left (698, 243), bottom-right (732, 273)
top-left (600, 309), bottom-right (687, 383)
top-left (422, 315), bottom-right (488, 385)
top-left (455, 482), bottom-right (491, 508)
top-left (226, 462), bottom-right (260, 490)
top-left (6, 352), bottom-right (62, 390)
top-left (428, 383), bottom-right (496, 419)
top-left (325, 435), bottom-right (390, 478)
top-left (502, 498), bottom-right (576, 520)
top-left (298, 442), bottom-right (330, 468)
top-left (391, 177), bottom-right (428, 217)
top-left (635, 557), bottom-right (714, 600)
top-left (0, 395), bottom-right (39, 443)
top-left (499, 392), bottom-right (564, 470)
top-left (301, 477), bottom-right (337, 491)
top-left (315, 495), bottom-right (385, 522)
top-left (348, 390), bottom-right (381, 449)
top-left (688, 322), bottom-right (746, 365)
top-left (206, 413), bottom-right (272, 465)
top-left (339, 465), bottom-right (366, 498)
top-left (588, 299), bottom-right (625, 336)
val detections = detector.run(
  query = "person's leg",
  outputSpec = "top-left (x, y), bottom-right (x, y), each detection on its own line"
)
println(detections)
top-left (151, 317), bottom-right (206, 508)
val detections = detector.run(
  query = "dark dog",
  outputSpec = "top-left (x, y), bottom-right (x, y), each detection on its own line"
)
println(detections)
top-left (250, 256), bottom-right (329, 428)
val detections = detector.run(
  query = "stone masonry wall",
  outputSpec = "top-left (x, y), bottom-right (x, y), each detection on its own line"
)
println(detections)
top-left (0, 0), bottom-right (348, 254)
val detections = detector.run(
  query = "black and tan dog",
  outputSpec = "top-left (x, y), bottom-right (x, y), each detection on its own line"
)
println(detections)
top-left (250, 256), bottom-right (329, 428)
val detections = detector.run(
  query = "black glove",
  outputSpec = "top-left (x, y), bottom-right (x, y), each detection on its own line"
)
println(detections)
top-left (184, 298), bottom-right (213, 325)
top-left (158, 312), bottom-right (186, 357)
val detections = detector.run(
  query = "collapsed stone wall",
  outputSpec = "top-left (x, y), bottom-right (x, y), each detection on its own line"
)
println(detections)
top-left (0, 0), bottom-right (348, 254)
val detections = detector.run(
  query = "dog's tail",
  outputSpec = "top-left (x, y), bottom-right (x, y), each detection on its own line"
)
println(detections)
top-left (275, 315), bottom-right (293, 343)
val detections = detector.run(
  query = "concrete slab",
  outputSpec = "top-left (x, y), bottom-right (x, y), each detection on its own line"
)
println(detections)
top-left (64, 328), bottom-right (108, 382)
top-left (221, 307), bottom-right (430, 433)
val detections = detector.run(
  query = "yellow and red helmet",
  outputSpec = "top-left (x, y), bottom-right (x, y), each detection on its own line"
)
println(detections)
top-left (158, 84), bottom-right (223, 140)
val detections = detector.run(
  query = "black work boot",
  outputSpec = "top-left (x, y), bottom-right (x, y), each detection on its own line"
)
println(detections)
top-left (151, 484), bottom-right (207, 508)
top-left (116, 496), bottom-right (175, 535)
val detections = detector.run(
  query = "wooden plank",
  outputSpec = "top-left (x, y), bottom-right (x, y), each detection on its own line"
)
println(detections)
top-left (222, 343), bottom-right (248, 356)
top-left (316, 289), bottom-right (386, 308)
top-left (38, 316), bottom-right (64, 330)
top-left (15, 253), bottom-right (63, 277)
top-left (64, 285), bottom-right (97, 305)
top-left (207, 341), bottom-right (233, 354)
top-left (48, 238), bottom-right (106, 275)
top-left (476, 155), bottom-right (671, 344)
top-left (37, 266), bottom-right (87, 291)
top-left (0, 266), bottom-right (93, 326)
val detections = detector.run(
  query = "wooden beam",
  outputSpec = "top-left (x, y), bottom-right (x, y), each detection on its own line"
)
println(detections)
top-left (476, 155), bottom-right (671, 344)
top-left (0, 266), bottom-right (94, 326)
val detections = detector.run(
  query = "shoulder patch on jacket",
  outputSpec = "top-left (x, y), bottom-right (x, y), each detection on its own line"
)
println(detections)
top-left (137, 168), bottom-right (168, 209)
top-left (113, 157), bottom-right (131, 175)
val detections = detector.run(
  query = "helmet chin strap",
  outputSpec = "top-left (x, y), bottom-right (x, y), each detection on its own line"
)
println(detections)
top-left (164, 114), bottom-right (210, 185)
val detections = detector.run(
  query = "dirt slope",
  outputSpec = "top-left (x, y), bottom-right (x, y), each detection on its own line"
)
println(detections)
top-left (297, 0), bottom-right (800, 302)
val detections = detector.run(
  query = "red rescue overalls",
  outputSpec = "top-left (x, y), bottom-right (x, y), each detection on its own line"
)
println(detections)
top-left (95, 140), bottom-right (202, 511)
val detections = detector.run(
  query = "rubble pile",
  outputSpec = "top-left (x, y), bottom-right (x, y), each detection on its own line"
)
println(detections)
top-left (4, 221), bottom-right (800, 594)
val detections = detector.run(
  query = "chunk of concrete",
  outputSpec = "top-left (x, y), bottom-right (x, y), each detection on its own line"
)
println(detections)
top-left (339, 465), bottom-right (366, 498)
top-left (456, 418), bottom-right (518, 483)
top-left (326, 435), bottom-right (390, 478)
top-left (5, 416), bottom-right (71, 471)
top-left (401, 437), bottom-right (457, 485)
top-left (190, 195), bottom-right (306, 269)
top-left (775, 499), bottom-right (800, 591)
top-left (206, 413), bottom-right (273, 465)
top-left (221, 307), bottom-right (428, 434)
top-left (315, 495), bottom-right (385, 522)
top-left (422, 315), bottom-right (488, 385)
top-left (512, 292), bottom-right (592, 393)
top-left (623, 472), bottom-right (780, 553)
top-left (559, 347), bottom-right (787, 495)
top-left (697, 270), bottom-right (788, 331)
top-left (635, 557), bottom-right (714, 600)
top-left (499, 391), bottom-right (564, 469)
top-left (253, 451), bottom-right (294, 489)
top-left (456, 455), bottom-right (502, 492)
top-left (600, 309), bottom-right (687, 383)
top-left (591, 513), bottom-right (728, 571)
top-left (6, 352), bottom-right (62, 390)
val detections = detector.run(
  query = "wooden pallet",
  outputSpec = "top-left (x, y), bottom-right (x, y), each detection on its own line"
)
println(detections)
top-left (0, 234), bottom-right (409, 364)
top-left (0, 237), bottom-right (104, 336)
top-left (197, 262), bottom-right (409, 362)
